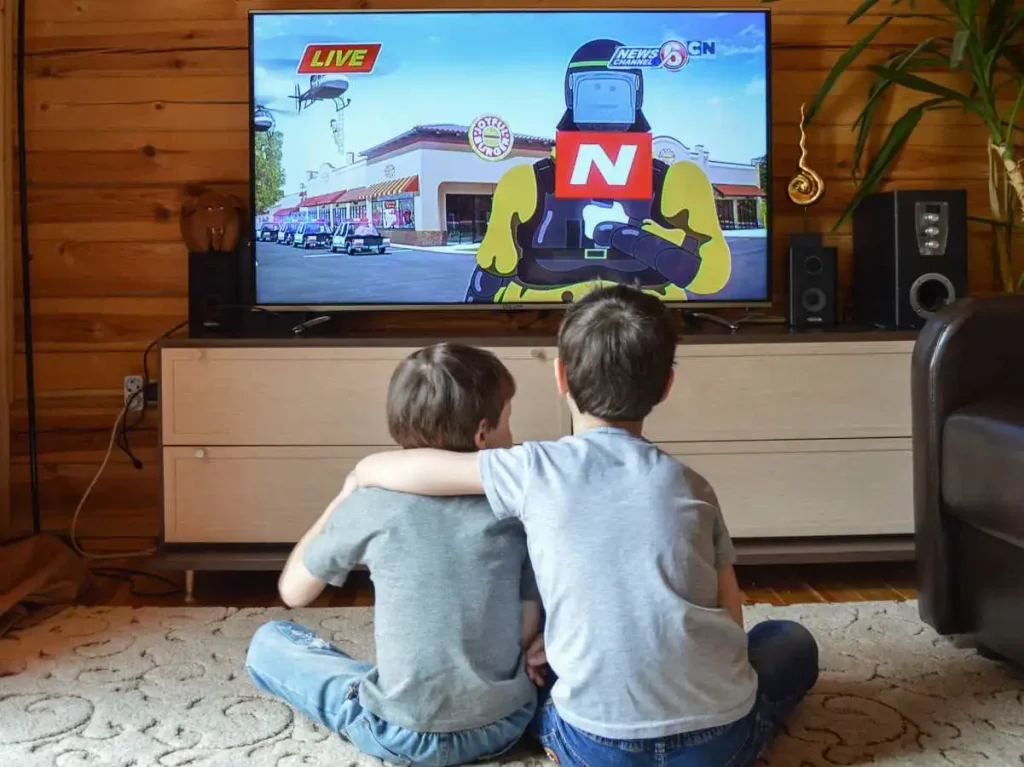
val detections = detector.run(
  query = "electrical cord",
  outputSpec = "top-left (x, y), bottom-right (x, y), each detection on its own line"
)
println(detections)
top-left (70, 319), bottom-right (190, 559)
top-left (115, 320), bottom-right (189, 469)
top-left (90, 567), bottom-right (182, 598)
top-left (70, 399), bottom-right (156, 561)
top-left (16, 0), bottom-right (41, 532)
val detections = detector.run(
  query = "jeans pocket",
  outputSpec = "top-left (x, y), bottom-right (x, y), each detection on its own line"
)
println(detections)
top-left (538, 726), bottom-right (592, 767)
top-left (346, 714), bottom-right (413, 767)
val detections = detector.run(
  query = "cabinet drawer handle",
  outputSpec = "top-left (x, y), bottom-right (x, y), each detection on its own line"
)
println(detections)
top-left (194, 449), bottom-right (206, 459)
top-left (531, 349), bottom-right (547, 361)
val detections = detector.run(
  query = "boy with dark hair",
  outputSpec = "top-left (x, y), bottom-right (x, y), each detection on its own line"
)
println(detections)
top-left (246, 343), bottom-right (542, 767)
top-left (347, 285), bottom-right (819, 766)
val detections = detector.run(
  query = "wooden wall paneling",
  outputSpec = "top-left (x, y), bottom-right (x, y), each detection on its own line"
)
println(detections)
top-left (14, 0), bottom-right (993, 544)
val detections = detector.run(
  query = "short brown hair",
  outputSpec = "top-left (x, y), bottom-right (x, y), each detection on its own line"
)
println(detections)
top-left (557, 285), bottom-right (678, 421)
top-left (386, 343), bottom-right (516, 451)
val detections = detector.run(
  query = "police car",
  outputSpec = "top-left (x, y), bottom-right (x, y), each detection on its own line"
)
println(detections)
top-left (293, 221), bottom-right (333, 250)
top-left (331, 222), bottom-right (390, 255)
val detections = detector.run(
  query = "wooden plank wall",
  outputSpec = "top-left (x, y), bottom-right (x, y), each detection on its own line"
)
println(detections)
top-left (10, 0), bottom-right (1015, 545)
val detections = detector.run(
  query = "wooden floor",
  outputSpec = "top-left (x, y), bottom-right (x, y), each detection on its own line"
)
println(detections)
top-left (83, 562), bottom-right (918, 608)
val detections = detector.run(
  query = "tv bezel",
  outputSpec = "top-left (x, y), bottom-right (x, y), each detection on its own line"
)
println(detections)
top-left (247, 8), bottom-right (774, 312)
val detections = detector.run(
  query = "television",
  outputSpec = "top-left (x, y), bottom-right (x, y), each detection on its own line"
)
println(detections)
top-left (249, 9), bottom-right (771, 309)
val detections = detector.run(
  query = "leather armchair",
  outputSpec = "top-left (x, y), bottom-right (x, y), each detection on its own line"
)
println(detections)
top-left (912, 295), bottom-right (1024, 664)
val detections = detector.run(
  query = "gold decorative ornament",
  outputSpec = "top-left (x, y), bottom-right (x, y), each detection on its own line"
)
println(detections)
top-left (787, 103), bottom-right (825, 206)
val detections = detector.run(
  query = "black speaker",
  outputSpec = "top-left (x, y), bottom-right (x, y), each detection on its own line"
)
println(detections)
top-left (852, 189), bottom-right (967, 330)
top-left (788, 233), bottom-right (838, 328)
top-left (188, 250), bottom-right (243, 337)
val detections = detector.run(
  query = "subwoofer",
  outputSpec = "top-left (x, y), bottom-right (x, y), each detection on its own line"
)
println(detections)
top-left (788, 233), bottom-right (838, 328)
top-left (852, 189), bottom-right (967, 330)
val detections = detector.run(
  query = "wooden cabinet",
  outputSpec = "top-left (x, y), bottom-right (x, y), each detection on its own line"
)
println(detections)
top-left (648, 341), bottom-right (912, 443)
top-left (158, 335), bottom-right (916, 564)
top-left (163, 446), bottom-right (397, 544)
top-left (160, 343), bottom-right (569, 546)
top-left (661, 439), bottom-right (913, 538)
top-left (161, 345), bottom-right (567, 447)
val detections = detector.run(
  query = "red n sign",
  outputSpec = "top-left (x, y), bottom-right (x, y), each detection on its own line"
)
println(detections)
top-left (555, 131), bottom-right (653, 200)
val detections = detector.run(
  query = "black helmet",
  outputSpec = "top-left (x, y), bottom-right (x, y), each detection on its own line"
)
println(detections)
top-left (557, 39), bottom-right (650, 132)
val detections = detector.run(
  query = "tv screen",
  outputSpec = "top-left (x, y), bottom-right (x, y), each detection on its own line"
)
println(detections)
top-left (249, 10), bottom-right (771, 308)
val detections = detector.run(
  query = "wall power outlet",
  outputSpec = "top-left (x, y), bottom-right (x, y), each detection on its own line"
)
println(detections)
top-left (124, 375), bottom-right (145, 412)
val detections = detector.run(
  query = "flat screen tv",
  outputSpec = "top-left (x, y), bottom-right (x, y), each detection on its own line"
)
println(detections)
top-left (249, 9), bottom-right (771, 309)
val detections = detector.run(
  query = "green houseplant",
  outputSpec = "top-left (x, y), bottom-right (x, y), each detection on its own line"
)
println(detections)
top-left (769, 0), bottom-right (1024, 292)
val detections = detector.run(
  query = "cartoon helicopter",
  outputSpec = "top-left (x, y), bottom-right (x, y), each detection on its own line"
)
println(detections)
top-left (289, 74), bottom-right (354, 156)
top-left (291, 74), bottom-right (352, 114)
top-left (252, 90), bottom-right (291, 134)
top-left (253, 105), bottom-right (276, 132)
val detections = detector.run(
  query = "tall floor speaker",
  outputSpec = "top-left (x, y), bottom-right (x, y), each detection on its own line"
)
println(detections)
top-left (852, 189), bottom-right (967, 330)
top-left (788, 233), bottom-right (838, 328)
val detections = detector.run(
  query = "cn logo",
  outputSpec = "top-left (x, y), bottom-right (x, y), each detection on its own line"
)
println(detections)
top-left (555, 131), bottom-right (653, 200)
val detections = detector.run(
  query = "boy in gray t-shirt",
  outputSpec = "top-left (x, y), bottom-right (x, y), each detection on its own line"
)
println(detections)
top-left (246, 343), bottom-right (541, 767)
top-left (348, 286), bottom-right (820, 766)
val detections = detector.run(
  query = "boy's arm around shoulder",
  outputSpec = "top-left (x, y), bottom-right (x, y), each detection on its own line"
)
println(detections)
top-left (354, 443), bottom-right (535, 521)
top-left (353, 449), bottom-right (483, 496)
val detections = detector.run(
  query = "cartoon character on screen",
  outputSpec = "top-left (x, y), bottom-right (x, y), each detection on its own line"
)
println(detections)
top-left (466, 38), bottom-right (731, 304)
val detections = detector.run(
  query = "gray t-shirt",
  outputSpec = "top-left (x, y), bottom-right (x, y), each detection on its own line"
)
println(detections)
top-left (303, 487), bottom-right (539, 732)
top-left (479, 426), bottom-right (757, 740)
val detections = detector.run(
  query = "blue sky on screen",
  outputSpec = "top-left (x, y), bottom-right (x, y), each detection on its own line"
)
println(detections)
top-left (252, 11), bottom-right (769, 195)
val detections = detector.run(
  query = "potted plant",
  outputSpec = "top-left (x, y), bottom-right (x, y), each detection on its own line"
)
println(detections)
top-left (768, 0), bottom-right (1024, 292)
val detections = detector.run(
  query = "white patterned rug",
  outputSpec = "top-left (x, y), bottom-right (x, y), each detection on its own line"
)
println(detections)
top-left (0, 601), bottom-right (1022, 766)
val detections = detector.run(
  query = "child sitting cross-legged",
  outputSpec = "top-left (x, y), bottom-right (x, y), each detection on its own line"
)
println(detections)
top-left (246, 342), bottom-right (543, 767)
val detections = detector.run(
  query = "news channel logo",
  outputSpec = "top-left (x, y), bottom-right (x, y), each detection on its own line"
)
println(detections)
top-left (607, 40), bottom-right (716, 72)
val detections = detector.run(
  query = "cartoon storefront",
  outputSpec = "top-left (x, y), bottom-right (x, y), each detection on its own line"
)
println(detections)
top-left (268, 124), bottom-right (764, 246)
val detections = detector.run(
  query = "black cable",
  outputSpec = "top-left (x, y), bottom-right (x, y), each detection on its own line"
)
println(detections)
top-left (116, 391), bottom-right (145, 470)
top-left (143, 319), bottom-right (188, 387)
top-left (115, 320), bottom-right (188, 470)
top-left (16, 0), bottom-right (40, 533)
top-left (90, 567), bottom-right (182, 598)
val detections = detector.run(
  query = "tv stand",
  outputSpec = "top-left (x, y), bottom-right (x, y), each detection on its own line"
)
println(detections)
top-left (154, 328), bottom-right (918, 584)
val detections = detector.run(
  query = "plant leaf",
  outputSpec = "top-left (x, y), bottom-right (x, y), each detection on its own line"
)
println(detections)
top-left (850, 40), bottom-right (940, 181)
top-left (847, 0), bottom-right (883, 23)
top-left (950, 29), bottom-right (970, 68)
top-left (832, 99), bottom-right (945, 231)
top-left (804, 17), bottom-right (893, 125)
top-left (984, 9), bottom-right (1024, 81)
top-left (1003, 45), bottom-right (1024, 76)
top-left (967, 214), bottom-right (1024, 230)
top-left (866, 64), bottom-right (982, 116)
top-left (856, 37), bottom-right (944, 127)
top-left (986, 0), bottom-right (1015, 48)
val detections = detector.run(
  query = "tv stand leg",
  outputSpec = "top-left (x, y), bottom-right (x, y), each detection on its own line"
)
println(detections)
top-left (185, 570), bottom-right (195, 603)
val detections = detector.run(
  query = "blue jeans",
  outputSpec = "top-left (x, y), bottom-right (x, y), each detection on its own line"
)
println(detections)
top-left (533, 620), bottom-right (819, 767)
top-left (246, 620), bottom-right (536, 766)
